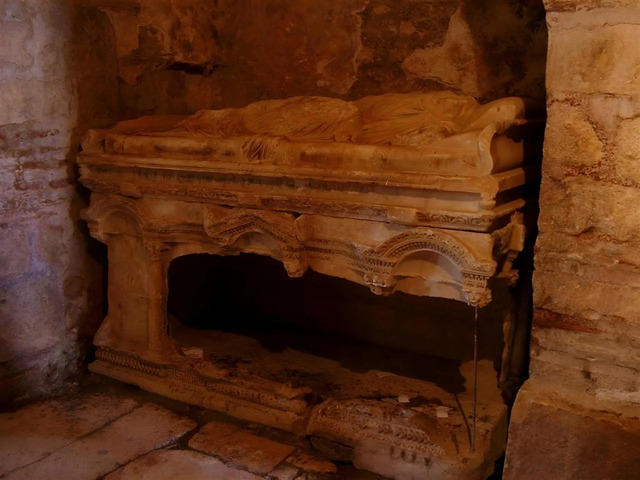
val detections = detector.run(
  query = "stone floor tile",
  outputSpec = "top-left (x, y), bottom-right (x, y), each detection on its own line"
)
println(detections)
top-left (0, 393), bottom-right (138, 476)
top-left (190, 421), bottom-right (295, 475)
top-left (296, 474), bottom-right (334, 480)
top-left (104, 449), bottom-right (262, 480)
top-left (189, 419), bottom-right (243, 445)
top-left (186, 420), bottom-right (251, 458)
top-left (287, 450), bottom-right (337, 474)
top-left (268, 463), bottom-right (300, 480)
top-left (4, 403), bottom-right (196, 480)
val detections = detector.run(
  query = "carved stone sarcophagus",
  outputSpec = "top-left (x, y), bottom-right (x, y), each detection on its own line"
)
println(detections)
top-left (78, 91), bottom-right (541, 480)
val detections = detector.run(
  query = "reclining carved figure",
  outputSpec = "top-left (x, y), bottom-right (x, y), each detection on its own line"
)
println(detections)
top-left (97, 91), bottom-right (535, 178)
top-left (178, 91), bottom-right (527, 146)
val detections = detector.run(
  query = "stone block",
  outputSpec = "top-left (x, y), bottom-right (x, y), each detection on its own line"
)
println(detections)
top-left (532, 317), bottom-right (640, 372)
top-left (614, 116), bottom-right (640, 183)
top-left (588, 93), bottom-right (640, 136)
top-left (0, 393), bottom-right (138, 476)
top-left (535, 231), bottom-right (640, 274)
top-left (104, 449), bottom-right (261, 480)
top-left (533, 270), bottom-right (640, 320)
top-left (534, 249), bottom-right (640, 288)
top-left (188, 420), bottom-right (242, 446)
top-left (530, 330), bottom-right (640, 404)
top-left (269, 463), bottom-right (301, 480)
top-left (4, 403), bottom-right (197, 480)
top-left (537, 177), bottom-right (640, 242)
top-left (189, 421), bottom-right (295, 475)
top-left (545, 2), bottom-right (640, 15)
top-left (504, 380), bottom-right (640, 480)
top-left (543, 102), bottom-right (602, 169)
top-left (547, 21), bottom-right (640, 95)
top-left (286, 450), bottom-right (337, 474)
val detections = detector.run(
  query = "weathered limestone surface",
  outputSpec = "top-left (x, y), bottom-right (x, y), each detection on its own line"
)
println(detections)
top-left (190, 421), bottom-right (295, 475)
top-left (105, 450), bottom-right (263, 480)
top-left (0, 0), bottom-right (115, 405)
top-left (0, 393), bottom-right (138, 476)
top-left (505, 2), bottom-right (640, 478)
top-left (87, 0), bottom-right (546, 117)
top-left (504, 382), bottom-right (640, 479)
top-left (530, 1), bottom-right (640, 406)
top-left (1, 383), bottom-right (397, 479)
top-left (4, 403), bottom-right (196, 480)
top-left (287, 451), bottom-right (338, 474)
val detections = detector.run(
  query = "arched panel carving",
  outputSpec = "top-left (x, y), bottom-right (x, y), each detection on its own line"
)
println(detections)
top-left (83, 194), bottom-right (152, 241)
top-left (373, 228), bottom-right (490, 271)
top-left (203, 208), bottom-right (307, 277)
top-left (363, 228), bottom-right (496, 306)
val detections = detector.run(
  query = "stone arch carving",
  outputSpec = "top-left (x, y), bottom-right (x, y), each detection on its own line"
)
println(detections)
top-left (375, 229), bottom-right (479, 266)
top-left (203, 208), bottom-right (307, 277)
top-left (83, 194), bottom-right (151, 241)
top-left (363, 228), bottom-right (496, 306)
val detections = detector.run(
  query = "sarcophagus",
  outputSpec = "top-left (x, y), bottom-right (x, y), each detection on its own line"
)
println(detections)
top-left (78, 91), bottom-right (541, 480)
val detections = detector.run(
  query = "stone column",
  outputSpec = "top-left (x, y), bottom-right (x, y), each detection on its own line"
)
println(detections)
top-left (143, 238), bottom-right (169, 354)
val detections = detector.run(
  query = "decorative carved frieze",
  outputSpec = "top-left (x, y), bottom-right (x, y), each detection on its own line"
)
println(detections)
top-left (308, 399), bottom-right (448, 458)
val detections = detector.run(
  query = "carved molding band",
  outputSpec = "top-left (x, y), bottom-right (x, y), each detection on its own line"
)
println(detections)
top-left (84, 195), bottom-right (504, 306)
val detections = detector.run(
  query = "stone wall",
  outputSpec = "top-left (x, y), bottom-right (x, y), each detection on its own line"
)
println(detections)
top-left (95, 0), bottom-right (546, 117)
top-left (0, 1), bottom-right (116, 405)
top-left (504, 2), bottom-right (640, 477)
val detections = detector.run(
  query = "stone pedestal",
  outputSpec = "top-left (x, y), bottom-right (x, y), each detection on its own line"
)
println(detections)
top-left (78, 92), bottom-right (541, 480)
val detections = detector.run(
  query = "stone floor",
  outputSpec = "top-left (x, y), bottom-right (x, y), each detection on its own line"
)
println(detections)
top-left (0, 375), bottom-right (388, 480)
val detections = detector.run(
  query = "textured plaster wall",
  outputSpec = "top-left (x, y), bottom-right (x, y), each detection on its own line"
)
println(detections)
top-left (0, 1), bottom-right (116, 405)
top-left (95, 0), bottom-right (547, 117)
top-left (505, 1), bottom-right (640, 477)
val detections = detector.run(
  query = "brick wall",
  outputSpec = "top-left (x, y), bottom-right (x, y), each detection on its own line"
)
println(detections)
top-left (0, 1), bottom-right (115, 405)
